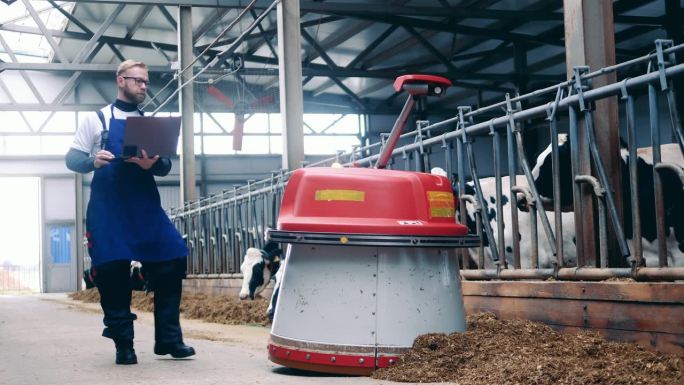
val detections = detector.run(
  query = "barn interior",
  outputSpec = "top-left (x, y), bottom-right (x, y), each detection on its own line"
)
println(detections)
top-left (0, 0), bottom-right (683, 384)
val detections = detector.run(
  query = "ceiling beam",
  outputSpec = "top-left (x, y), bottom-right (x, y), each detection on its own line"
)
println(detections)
top-left (358, 0), bottom-right (502, 70)
top-left (307, 13), bottom-right (565, 47)
top-left (311, 24), bottom-right (398, 96)
top-left (0, 33), bottom-right (45, 104)
top-left (302, 19), bottom-right (372, 64)
top-left (156, 4), bottom-right (177, 27)
top-left (404, 25), bottom-right (457, 72)
top-left (438, 0), bottom-right (652, 115)
top-left (0, 1), bottom-right (57, 25)
top-left (246, 8), bottom-right (277, 58)
top-left (53, 0), bottom-right (275, 6)
top-left (0, 23), bottom-right (179, 51)
top-left (71, 4), bottom-right (125, 63)
top-left (193, 8), bottom-right (232, 43)
top-left (20, 0), bottom-right (70, 63)
top-left (302, 2), bottom-right (564, 21)
top-left (61, 0), bottom-right (661, 19)
top-left (301, 29), bottom-right (367, 110)
top-left (194, 15), bottom-right (343, 51)
top-left (127, 5), bottom-right (155, 39)
top-left (50, 5), bottom-right (125, 106)
top-left (0, 62), bottom-right (173, 72)
top-left (0, 61), bottom-right (567, 83)
top-left (0, 103), bottom-right (121, 111)
top-left (300, 2), bottom-right (664, 26)
top-left (47, 0), bottom-right (126, 60)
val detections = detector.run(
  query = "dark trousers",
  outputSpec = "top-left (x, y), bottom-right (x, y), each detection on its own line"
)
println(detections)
top-left (94, 258), bottom-right (186, 344)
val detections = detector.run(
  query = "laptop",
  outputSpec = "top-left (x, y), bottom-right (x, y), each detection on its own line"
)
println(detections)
top-left (121, 116), bottom-right (181, 158)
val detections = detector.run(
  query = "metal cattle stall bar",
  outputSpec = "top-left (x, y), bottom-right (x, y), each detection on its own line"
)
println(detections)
top-left (266, 75), bottom-right (479, 375)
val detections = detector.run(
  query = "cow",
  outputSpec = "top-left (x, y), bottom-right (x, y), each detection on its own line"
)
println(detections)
top-left (448, 134), bottom-right (684, 268)
top-left (266, 262), bottom-right (285, 320)
top-left (530, 134), bottom-right (684, 267)
top-left (430, 165), bottom-right (575, 268)
top-left (455, 134), bottom-right (684, 269)
top-left (129, 261), bottom-right (146, 291)
top-left (239, 240), bottom-right (283, 302)
top-left (82, 261), bottom-right (147, 291)
top-left (456, 174), bottom-right (578, 269)
top-left (238, 241), bottom-right (284, 320)
top-left (83, 268), bottom-right (96, 289)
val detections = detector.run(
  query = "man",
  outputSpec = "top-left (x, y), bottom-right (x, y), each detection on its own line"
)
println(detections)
top-left (65, 60), bottom-right (195, 365)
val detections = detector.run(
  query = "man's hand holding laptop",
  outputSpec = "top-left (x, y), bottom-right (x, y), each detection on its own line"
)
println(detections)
top-left (125, 149), bottom-right (159, 170)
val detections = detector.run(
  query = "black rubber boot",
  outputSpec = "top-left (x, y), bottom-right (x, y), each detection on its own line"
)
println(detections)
top-left (114, 339), bottom-right (138, 365)
top-left (154, 342), bottom-right (195, 358)
top-left (145, 259), bottom-right (195, 359)
top-left (94, 260), bottom-right (137, 342)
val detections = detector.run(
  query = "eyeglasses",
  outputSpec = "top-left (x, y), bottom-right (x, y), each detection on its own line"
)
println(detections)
top-left (121, 76), bottom-right (150, 86)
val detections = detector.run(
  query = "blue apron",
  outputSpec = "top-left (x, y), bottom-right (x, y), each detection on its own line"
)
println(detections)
top-left (86, 105), bottom-right (188, 267)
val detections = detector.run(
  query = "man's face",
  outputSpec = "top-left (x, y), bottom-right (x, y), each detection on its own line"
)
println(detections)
top-left (118, 66), bottom-right (149, 104)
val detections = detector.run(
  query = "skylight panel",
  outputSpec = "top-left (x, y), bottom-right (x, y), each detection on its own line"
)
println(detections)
top-left (0, 1), bottom-right (74, 63)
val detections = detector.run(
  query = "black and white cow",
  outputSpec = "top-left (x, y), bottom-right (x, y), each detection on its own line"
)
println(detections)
top-left (531, 134), bottom-right (684, 267)
top-left (82, 261), bottom-right (147, 291)
top-left (266, 261), bottom-right (285, 320)
top-left (239, 241), bottom-right (283, 318)
top-left (456, 134), bottom-right (684, 269)
top-left (129, 261), bottom-right (146, 291)
top-left (458, 174), bottom-right (577, 269)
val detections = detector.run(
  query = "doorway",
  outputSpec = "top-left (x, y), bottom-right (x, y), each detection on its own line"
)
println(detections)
top-left (0, 177), bottom-right (41, 293)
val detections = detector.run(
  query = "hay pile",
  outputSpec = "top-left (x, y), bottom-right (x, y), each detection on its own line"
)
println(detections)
top-left (180, 292), bottom-right (270, 326)
top-left (373, 313), bottom-right (683, 385)
top-left (69, 288), bottom-right (101, 303)
top-left (69, 288), bottom-right (270, 326)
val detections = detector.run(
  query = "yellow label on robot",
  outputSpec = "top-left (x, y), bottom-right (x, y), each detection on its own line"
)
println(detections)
top-left (315, 189), bottom-right (365, 202)
top-left (427, 191), bottom-right (453, 202)
top-left (427, 191), bottom-right (455, 218)
top-left (430, 207), bottom-right (455, 218)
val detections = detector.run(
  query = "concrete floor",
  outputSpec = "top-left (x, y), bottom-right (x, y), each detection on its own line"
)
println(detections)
top-left (0, 294), bottom-right (445, 385)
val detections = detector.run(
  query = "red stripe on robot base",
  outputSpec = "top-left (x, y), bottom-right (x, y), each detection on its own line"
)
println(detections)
top-left (376, 355), bottom-right (400, 368)
top-left (268, 343), bottom-right (399, 376)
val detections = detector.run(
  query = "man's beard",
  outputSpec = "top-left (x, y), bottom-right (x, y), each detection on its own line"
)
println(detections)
top-left (123, 86), bottom-right (146, 104)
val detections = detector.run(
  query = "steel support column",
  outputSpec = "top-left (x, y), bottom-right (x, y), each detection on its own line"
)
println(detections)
top-left (277, 0), bottom-right (304, 170)
top-left (75, 173), bottom-right (84, 291)
top-left (564, 0), bottom-right (622, 267)
top-left (179, 6), bottom-right (197, 203)
top-left (665, 0), bottom-right (684, 146)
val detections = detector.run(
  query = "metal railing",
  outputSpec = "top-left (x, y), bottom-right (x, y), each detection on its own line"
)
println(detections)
top-left (170, 39), bottom-right (684, 281)
top-left (169, 171), bottom-right (288, 277)
top-left (0, 264), bottom-right (40, 293)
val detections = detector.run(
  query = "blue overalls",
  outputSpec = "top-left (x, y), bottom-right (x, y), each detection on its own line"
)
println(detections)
top-left (87, 104), bottom-right (189, 344)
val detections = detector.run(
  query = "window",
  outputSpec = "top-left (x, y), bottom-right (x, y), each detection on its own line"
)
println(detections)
top-left (0, 2), bottom-right (76, 63)
top-left (49, 224), bottom-right (72, 265)
top-left (0, 111), bottom-right (364, 156)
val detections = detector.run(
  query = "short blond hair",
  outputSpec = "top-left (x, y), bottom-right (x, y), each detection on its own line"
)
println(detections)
top-left (116, 60), bottom-right (147, 76)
